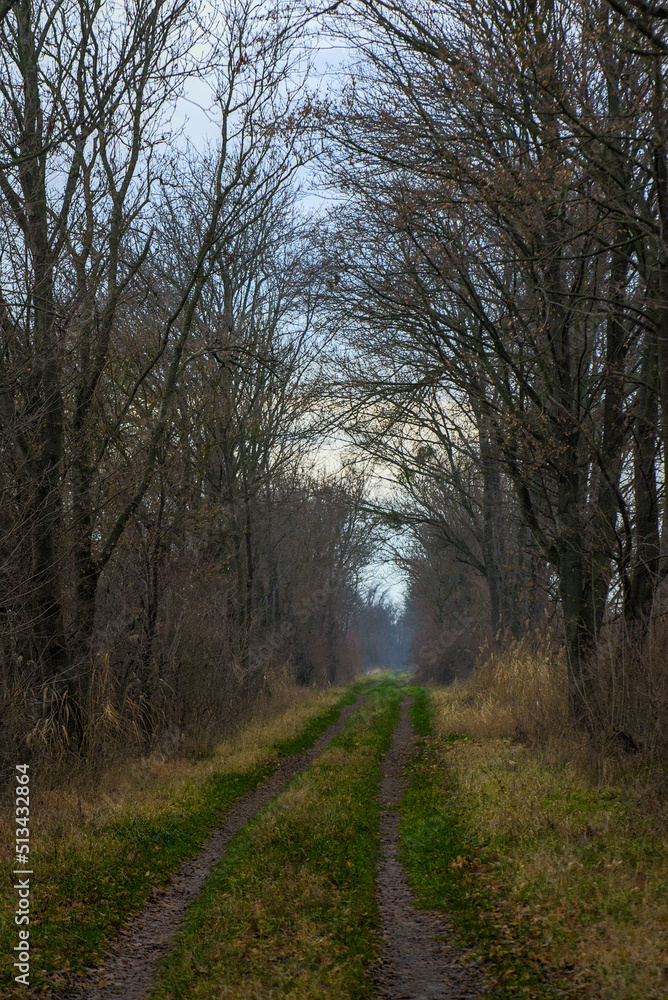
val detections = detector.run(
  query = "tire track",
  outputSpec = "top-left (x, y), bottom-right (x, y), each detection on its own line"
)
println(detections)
top-left (373, 697), bottom-right (486, 1000)
top-left (54, 696), bottom-right (365, 1000)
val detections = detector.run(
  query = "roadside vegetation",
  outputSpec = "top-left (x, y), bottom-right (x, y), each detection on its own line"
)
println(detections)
top-left (151, 683), bottom-right (400, 1000)
top-left (1, 669), bottom-right (664, 1000)
top-left (0, 685), bottom-right (351, 996)
top-left (401, 664), bottom-right (668, 1000)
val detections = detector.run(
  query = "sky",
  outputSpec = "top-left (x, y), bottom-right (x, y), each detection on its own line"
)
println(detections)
top-left (171, 16), bottom-right (408, 608)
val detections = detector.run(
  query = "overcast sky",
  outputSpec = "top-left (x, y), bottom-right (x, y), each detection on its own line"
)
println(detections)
top-left (171, 22), bottom-right (408, 608)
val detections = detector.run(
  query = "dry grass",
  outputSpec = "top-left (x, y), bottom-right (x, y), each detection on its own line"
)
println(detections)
top-left (0, 683), bottom-right (350, 994)
top-left (429, 645), bottom-right (668, 1000)
top-left (191, 864), bottom-right (349, 1000)
top-left (0, 684), bottom-right (343, 866)
top-left (436, 633), bottom-right (568, 741)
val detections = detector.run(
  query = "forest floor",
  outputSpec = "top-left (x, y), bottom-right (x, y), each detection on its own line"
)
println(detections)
top-left (1, 680), bottom-right (666, 1000)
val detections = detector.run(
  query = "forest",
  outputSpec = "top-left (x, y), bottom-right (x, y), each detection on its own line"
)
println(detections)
top-left (2, 0), bottom-right (666, 762)
top-left (1, 2), bottom-right (667, 999)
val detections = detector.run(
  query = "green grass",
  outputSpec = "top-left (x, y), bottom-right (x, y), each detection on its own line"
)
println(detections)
top-left (12, 678), bottom-right (652, 1000)
top-left (151, 683), bottom-right (401, 1000)
top-left (271, 688), bottom-right (356, 757)
top-left (405, 684), bottom-right (431, 736)
top-left (0, 692), bottom-right (355, 996)
top-left (400, 687), bottom-right (577, 999)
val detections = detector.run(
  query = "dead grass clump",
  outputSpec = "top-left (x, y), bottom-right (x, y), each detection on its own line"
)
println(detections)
top-left (581, 619), bottom-right (668, 752)
top-left (434, 633), bottom-right (568, 741)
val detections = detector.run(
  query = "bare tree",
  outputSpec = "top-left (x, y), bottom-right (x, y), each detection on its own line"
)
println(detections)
top-left (0, 0), bottom-right (306, 686)
top-left (314, 0), bottom-right (663, 717)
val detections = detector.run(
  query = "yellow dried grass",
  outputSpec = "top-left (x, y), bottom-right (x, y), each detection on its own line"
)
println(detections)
top-left (429, 644), bottom-right (668, 1000)
top-left (434, 633), bottom-right (568, 740)
top-left (0, 685), bottom-right (343, 856)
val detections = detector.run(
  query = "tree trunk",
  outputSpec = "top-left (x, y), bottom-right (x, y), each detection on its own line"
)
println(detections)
top-left (626, 336), bottom-right (660, 624)
top-left (18, 0), bottom-right (66, 678)
top-left (475, 402), bottom-right (503, 635)
top-left (558, 543), bottom-right (597, 723)
top-left (653, 59), bottom-right (668, 572)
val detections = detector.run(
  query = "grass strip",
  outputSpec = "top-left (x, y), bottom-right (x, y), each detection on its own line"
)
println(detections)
top-left (151, 683), bottom-right (402, 1000)
top-left (400, 686), bottom-right (579, 1000)
top-left (0, 690), bottom-right (353, 996)
top-left (271, 689), bottom-right (356, 757)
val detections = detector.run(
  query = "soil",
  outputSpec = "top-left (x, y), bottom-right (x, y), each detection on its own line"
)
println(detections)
top-left (54, 697), bottom-right (364, 1000)
top-left (372, 697), bottom-right (486, 1000)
